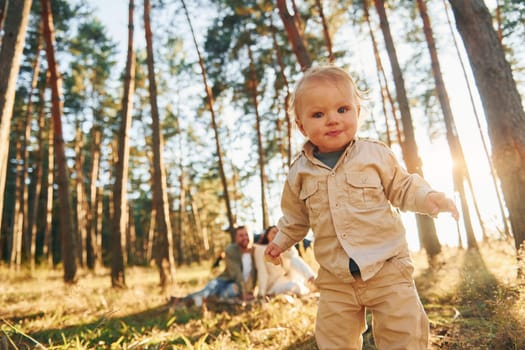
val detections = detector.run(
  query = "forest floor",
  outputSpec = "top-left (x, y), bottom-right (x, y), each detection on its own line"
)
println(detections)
top-left (1, 239), bottom-right (524, 349)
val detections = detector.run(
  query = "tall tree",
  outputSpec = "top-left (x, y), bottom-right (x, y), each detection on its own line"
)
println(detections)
top-left (247, 37), bottom-right (270, 229)
top-left (41, 0), bottom-right (77, 282)
top-left (269, 14), bottom-right (293, 167)
top-left (363, 0), bottom-right (401, 147)
top-left (373, 0), bottom-right (441, 258)
top-left (0, 0), bottom-right (32, 241)
top-left (23, 31), bottom-right (44, 269)
top-left (315, 0), bottom-right (334, 62)
top-left (87, 126), bottom-right (102, 270)
top-left (416, 0), bottom-right (478, 250)
top-left (111, 0), bottom-right (135, 288)
top-left (144, 0), bottom-right (176, 288)
top-left (42, 95), bottom-right (55, 266)
top-left (448, 0), bottom-right (525, 257)
top-left (30, 84), bottom-right (46, 271)
top-left (0, 0), bottom-right (8, 47)
top-left (442, 0), bottom-right (510, 239)
top-left (64, 15), bottom-right (118, 269)
top-left (277, 0), bottom-right (311, 70)
top-left (181, 0), bottom-right (236, 233)
top-left (74, 125), bottom-right (88, 266)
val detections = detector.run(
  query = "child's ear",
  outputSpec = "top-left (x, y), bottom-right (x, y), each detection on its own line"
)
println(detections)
top-left (296, 119), bottom-right (307, 136)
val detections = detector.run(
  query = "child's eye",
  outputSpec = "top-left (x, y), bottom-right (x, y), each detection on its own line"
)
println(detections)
top-left (338, 106), bottom-right (349, 113)
top-left (312, 112), bottom-right (324, 118)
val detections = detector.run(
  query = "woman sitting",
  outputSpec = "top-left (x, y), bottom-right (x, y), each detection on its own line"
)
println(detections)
top-left (254, 225), bottom-right (316, 297)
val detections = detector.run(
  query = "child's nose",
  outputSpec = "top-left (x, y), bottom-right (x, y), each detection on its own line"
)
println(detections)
top-left (326, 111), bottom-right (340, 124)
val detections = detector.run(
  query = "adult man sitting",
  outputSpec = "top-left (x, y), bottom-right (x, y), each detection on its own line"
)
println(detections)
top-left (170, 225), bottom-right (257, 306)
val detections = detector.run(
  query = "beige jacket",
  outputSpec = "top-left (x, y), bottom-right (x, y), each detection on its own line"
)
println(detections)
top-left (274, 138), bottom-right (434, 282)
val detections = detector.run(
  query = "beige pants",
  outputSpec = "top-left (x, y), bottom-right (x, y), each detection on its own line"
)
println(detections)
top-left (315, 256), bottom-right (429, 350)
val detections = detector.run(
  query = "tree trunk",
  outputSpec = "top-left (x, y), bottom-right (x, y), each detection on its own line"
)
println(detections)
top-left (315, 0), bottom-right (334, 62)
top-left (0, 0), bottom-right (8, 47)
top-left (10, 138), bottom-right (23, 269)
top-left (74, 125), bottom-right (88, 266)
top-left (111, 0), bottom-right (135, 288)
top-left (363, 0), bottom-right (399, 147)
top-left (0, 0), bottom-right (32, 239)
top-left (276, 0), bottom-right (311, 70)
top-left (30, 85), bottom-right (46, 270)
top-left (373, 0), bottom-right (441, 258)
top-left (416, 0), bottom-right (478, 250)
top-left (87, 126), bottom-right (102, 270)
top-left (144, 0), bottom-right (176, 288)
top-left (176, 161), bottom-right (185, 266)
top-left (181, 0), bottom-right (236, 234)
top-left (443, 0), bottom-right (511, 240)
top-left (24, 34), bottom-right (43, 270)
top-left (189, 189), bottom-right (209, 254)
top-left (95, 185), bottom-right (103, 267)
top-left (41, 0), bottom-right (77, 283)
top-left (127, 201), bottom-right (136, 265)
top-left (448, 0), bottom-right (525, 255)
top-left (247, 40), bottom-right (270, 230)
top-left (43, 102), bottom-right (54, 266)
top-left (269, 15), bottom-right (293, 168)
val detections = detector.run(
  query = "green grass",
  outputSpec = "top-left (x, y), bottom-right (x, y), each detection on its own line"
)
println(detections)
top-left (1, 240), bottom-right (524, 349)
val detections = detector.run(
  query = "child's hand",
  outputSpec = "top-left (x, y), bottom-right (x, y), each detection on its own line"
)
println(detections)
top-left (264, 242), bottom-right (283, 265)
top-left (424, 192), bottom-right (459, 220)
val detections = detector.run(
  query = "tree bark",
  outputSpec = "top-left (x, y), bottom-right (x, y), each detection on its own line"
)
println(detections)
top-left (442, 0), bottom-right (511, 239)
top-left (24, 33), bottom-right (43, 270)
top-left (373, 0), bottom-right (441, 258)
top-left (41, 0), bottom-right (77, 283)
top-left (74, 125), bottom-right (88, 266)
top-left (87, 126), bottom-right (102, 270)
top-left (111, 0), bottom-right (136, 288)
top-left (144, 0), bottom-right (176, 288)
top-left (30, 85), bottom-right (46, 271)
top-left (315, 0), bottom-right (334, 62)
top-left (416, 0), bottom-right (478, 250)
top-left (363, 0), bottom-right (399, 147)
top-left (276, 0), bottom-right (311, 70)
top-left (43, 97), bottom-right (54, 266)
top-left (448, 0), bottom-right (525, 255)
top-left (0, 0), bottom-right (32, 240)
top-left (269, 15), bottom-right (293, 168)
top-left (0, 0), bottom-right (9, 47)
top-left (247, 40), bottom-right (270, 230)
top-left (181, 0), bottom-right (236, 234)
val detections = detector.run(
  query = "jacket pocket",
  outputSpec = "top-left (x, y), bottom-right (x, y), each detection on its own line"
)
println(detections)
top-left (345, 171), bottom-right (387, 209)
top-left (299, 176), bottom-right (328, 219)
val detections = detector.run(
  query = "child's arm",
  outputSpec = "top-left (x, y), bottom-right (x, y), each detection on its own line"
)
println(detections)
top-left (424, 192), bottom-right (459, 220)
top-left (264, 242), bottom-right (283, 265)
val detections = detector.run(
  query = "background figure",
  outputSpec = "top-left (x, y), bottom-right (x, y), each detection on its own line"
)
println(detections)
top-left (170, 225), bottom-right (256, 307)
top-left (254, 225), bottom-right (316, 297)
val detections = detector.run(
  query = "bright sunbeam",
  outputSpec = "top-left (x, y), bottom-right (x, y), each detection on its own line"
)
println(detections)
top-left (401, 135), bottom-right (505, 251)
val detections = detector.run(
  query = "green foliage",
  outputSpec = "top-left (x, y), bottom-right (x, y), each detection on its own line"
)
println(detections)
top-left (501, 0), bottom-right (525, 38)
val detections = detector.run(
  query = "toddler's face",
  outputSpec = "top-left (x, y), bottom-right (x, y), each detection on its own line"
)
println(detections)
top-left (295, 78), bottom-right (360, 153)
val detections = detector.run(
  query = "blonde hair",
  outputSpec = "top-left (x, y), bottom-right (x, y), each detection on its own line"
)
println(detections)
top-left (289, 64), bottom-right (364, 123)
